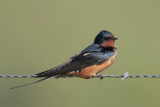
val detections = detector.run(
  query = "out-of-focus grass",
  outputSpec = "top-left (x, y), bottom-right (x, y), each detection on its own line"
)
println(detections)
top-left (0, 0), bottom-right (160, 107)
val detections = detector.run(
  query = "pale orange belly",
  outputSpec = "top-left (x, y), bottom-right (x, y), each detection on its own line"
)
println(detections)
top-left (66, 51), bottom-right (117, 79)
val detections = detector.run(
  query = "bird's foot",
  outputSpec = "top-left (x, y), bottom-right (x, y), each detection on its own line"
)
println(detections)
top-left (95, 74), bottom-right (106, 80)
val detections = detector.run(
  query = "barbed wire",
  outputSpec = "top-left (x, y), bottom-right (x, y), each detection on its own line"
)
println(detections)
top-left (1, 72), bottom-right (160, 80)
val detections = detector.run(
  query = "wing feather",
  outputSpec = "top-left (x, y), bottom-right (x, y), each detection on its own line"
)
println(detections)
top-left (36, 50), bottom-right (115, 77)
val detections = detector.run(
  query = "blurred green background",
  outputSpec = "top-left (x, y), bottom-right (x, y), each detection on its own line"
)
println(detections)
top-left (0, 0), bottom-right (160, 107)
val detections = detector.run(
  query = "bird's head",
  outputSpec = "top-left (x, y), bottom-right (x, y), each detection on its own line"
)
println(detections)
top-left (94, 30), bottom-right (118, 48)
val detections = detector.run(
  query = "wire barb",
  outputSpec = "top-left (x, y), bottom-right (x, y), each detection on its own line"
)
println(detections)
top-left (121, 72), bottom-right (129, 81)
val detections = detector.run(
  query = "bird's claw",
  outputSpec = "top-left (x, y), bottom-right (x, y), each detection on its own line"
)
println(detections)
top-left (99, 76), bottom-right (104, 80)
top-left (95, 74), bottom-right (106, 80)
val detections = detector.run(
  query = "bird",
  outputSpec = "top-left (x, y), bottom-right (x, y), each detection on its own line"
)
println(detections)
top-left (11, 30), bottom-right (118, 89)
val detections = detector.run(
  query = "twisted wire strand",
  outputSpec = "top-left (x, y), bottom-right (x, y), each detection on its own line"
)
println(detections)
top-left (1, 72), bottom-right (160, 79)
top-left (0, 75), bottom-right (37, 78)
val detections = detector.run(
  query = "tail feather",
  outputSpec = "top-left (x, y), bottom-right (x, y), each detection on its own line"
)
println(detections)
top-left (10, 77), bottom-right (49, 89)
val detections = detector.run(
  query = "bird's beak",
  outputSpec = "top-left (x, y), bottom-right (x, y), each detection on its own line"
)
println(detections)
top-left (112, 37), bottom-right (118, 40)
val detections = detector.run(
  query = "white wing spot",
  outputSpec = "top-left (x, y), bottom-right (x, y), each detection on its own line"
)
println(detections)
top-left (83, 53), bottom-right (90, 56)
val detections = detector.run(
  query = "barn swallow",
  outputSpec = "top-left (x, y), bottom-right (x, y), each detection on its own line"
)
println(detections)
top-left (11, 30), bottom-right (118, 89)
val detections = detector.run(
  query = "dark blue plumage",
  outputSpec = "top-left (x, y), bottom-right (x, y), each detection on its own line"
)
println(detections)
top-left (94, 30), bottom-right (112, 44)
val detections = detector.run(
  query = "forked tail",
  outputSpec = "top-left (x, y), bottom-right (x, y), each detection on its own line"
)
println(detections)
top-left (10, 77), bottom-right (49, 89)
top-left (0, 74), bottom-right (49, 89)
top-left (0, 74), bottom-right (76, 89)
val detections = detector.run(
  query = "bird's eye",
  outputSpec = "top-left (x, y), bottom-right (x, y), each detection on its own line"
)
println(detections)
top-left (103, 37), bottom-right (109, 40)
